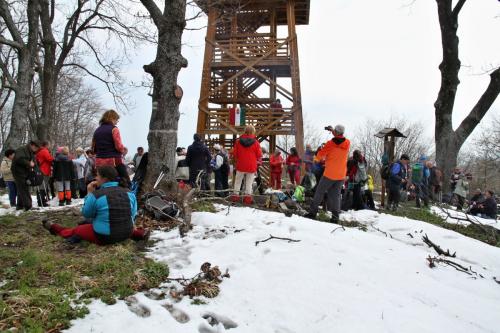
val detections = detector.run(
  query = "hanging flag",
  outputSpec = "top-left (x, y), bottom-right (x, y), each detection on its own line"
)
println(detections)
top-left (229, 105), bottom-right (246, 126)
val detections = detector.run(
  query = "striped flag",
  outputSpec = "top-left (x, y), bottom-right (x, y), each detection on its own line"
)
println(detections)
top-left (229, 105), bottom-right (246, 126)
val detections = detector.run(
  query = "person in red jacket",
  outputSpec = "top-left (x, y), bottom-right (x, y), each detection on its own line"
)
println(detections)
top-left (269, 150), bottom-right (284, 190)
top-left (232, 125), bottom-right (262, 204)
top-left (286, 147), bottom-right (301, 185)
top-left (35, 141), bottom-right (54, 206)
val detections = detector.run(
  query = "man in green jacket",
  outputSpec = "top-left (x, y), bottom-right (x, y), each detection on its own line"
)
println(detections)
top-left (12, 141), bottom-right (40, 210)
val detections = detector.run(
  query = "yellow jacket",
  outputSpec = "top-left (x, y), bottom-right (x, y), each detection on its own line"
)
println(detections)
top-left (367, 175), bottom-right (374, 192)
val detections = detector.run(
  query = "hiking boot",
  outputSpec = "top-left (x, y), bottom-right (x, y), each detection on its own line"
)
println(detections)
top-left (65, 199), bottom-right (72, 205)
top-left (303, 212), bottom-right (316, 220)
top-left (41, 219), bottom-right (53, 232)
top-left (330, 212), bottom-right (340, 223)
top-left (243, 195), bottom-right (253, 205)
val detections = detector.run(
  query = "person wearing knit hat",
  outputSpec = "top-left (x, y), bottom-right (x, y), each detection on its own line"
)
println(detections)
top-left (304, 124), bottom-right (350, 223)
top-left (212, 144), bottom-right (229, 197)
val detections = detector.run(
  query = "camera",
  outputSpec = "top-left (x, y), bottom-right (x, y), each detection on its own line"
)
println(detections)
top-left (324, 125), bottom-right (333, 131)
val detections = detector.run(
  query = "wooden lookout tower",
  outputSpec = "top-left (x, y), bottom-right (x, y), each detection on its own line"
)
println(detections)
top-left (195, 0), bottom-right (310, 156)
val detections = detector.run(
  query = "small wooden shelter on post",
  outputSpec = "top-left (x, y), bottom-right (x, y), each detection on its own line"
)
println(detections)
top-left (195, 0), bottom-right (310, 158)
top-left (375, 128), bottom-right (407, 207)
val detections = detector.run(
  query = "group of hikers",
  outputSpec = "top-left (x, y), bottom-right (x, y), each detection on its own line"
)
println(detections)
top-left (1, 110), bottom-right (148, 245)
top-left (1, 110), bottom-right (496, 247)
top-left (175, 124), bottom-right (497, 222)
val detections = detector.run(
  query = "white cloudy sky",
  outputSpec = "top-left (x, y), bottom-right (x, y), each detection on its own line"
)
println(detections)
top-left (101, 0), bottom-right (500, 153)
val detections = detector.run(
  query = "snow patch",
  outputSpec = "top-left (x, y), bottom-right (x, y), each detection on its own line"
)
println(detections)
top-left (66, 207), bottom-right (500, 332)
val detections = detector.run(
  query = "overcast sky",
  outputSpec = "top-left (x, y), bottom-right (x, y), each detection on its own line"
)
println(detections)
top-left (104, 0), bottom-right (500, 154)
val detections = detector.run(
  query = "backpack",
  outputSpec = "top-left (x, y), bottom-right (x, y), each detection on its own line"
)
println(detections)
top-left (354, 162), bottom-right (368, 184)
top-left (381, 164), bottom-right (391, 180)
top-left (411, 163), bottom-right (423, 184)
top-left (26, 163), bottom-right (44, 187)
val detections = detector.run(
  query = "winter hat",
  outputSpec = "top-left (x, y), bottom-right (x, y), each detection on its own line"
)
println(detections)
top-left (419, 155), bottom-right (427, 161)
top-left (334, 124), bottom-right (345, 136)
top-left (193, 133), bottom-right (202, 142)
top-left (400, 154), bottom-right (410, 161)
top-left (176, 147), bottom-right (183, 153)
top-left (213, 144), bottom-right (221, 151)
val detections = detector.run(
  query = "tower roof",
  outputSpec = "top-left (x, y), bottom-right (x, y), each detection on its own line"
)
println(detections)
top-left (195, 0), bottom-right (310, 25)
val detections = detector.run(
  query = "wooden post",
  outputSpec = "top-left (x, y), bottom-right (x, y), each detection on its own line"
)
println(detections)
top-left (286, 0), bottom-right (305, 163)
top-left (197, 4), bottom-right (218, 134)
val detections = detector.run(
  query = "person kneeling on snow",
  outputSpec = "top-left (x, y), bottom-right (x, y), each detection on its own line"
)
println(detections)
top-left (43, 166), bottom-right (149, 244)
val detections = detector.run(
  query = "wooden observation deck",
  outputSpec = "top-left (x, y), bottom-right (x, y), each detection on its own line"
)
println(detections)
top-left (196, 0), bottom-right (310, 155)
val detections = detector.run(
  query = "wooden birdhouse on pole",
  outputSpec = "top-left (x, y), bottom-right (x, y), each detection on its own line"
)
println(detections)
top-left (195, 0), bottom-right (310, 158)
top-left (375, 128), bottom-right (407, 207)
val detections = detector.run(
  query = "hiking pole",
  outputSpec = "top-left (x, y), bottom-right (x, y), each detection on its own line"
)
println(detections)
top-left (153, 164), bottom-right (170, 189)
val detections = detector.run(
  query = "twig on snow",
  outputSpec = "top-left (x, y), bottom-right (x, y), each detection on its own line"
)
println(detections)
top-left (255, 234), bottom-right (301, 246)
top-left (427, 256), bottom-right (483, 279)
top-left (422, 234), bottom-right (456, 257)
top-left (331, 226), bottom-right (346, 234)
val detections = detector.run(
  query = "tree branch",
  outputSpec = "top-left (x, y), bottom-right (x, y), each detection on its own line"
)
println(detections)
top-left (455, 67), bottom-right (500, 145)
top-left (0, 35), bottom-right (23, 49)
top-left (139, 0), bottom-right (163, 27)
top-left (452, 0), bottom-right (467, 20)
top-left (0, 0), bottom-right (24, 46)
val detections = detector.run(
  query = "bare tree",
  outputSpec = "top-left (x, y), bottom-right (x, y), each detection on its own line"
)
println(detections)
top-left (458, 115), bottom-right (500, 192)
top-left (352, 115), bottom-right (432, 183)
top-left (36, 0), bottom-right (153, 142)
top-left (0, 0), bottom-right (40, 151)
top-left (434, 0), bottom-right (500, 192)
top-left (49, 73), bottom-right (102, 150)
top-left (139, 0), bottom-right (188, 188)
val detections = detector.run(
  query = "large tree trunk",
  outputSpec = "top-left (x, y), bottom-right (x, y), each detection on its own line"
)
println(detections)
top-left (36, 0), bottom-right (57, 142)
top-left (434, 0), bottom-right (500, 193)
top-left (1, 0), bottom-right (40, 150)
top-left (141, 0), bottom-right (187, 189)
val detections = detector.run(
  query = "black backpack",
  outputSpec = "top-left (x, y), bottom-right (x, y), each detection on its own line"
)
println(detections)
top-left (380, 163), bottom-right (392, 180)
top-left (26, 163), bottom-right (44, 186)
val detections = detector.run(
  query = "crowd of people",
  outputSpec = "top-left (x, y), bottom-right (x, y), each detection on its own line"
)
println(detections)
top-left (1, 111), bottom-right (497, 246)
top-left (173, 124), bottom-right (497, 222)
top-left (0, 110), bottom-right (148, 245)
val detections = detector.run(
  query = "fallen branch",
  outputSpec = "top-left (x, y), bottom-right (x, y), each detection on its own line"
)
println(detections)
top-left (427, 256), bottom-right (483, 279)
top-left (407, 233), bottom-right (414, 238)
top-left (371, 225), bottom-right (393, 238)
top-left (422, 234), bottom-right (456, 257)
top-left (331, 226), bottom-right (346, 234)
top-left (255, 234), bottom-right (301, 246)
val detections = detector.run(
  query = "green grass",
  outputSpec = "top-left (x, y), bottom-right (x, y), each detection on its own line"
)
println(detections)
top-left (383, 203), bottom-right (500, 247)
top-left (191, 200), bottom-right (217, 213)
top-left (0, 210), bottom-right (169, 332)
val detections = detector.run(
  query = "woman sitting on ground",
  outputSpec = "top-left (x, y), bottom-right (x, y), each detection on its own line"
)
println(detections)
top-left (43, 166), bottom-right (149, 245)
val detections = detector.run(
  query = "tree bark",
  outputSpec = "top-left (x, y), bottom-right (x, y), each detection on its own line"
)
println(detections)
top-left (1, 0), bottom-right (40, 150)
top-left (434, 0), bottom-right (500, 193)
top-left (140, 0), bottom-right (188, 189)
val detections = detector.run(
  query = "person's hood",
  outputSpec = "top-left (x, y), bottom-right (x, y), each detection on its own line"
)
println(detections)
top-left (239, 134), bottom-right (256, 147)
top-left (56, 154), bottom-right (69, 161)
top-left (332, 135), bottom-right (346, 145)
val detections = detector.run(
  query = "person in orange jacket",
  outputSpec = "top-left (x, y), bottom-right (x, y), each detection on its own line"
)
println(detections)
top-left (269, 150), bottom-right (284, 190)
top-left (304, 124), bottom-right (351, 223)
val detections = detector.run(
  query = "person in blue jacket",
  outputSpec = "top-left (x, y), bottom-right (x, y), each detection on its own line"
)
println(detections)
top-left (387, 154), bottom-right (410, 211)
top-left (43, 166), bottom-right (149, 244)
top-left (410, 155), bottom-right (431, 208)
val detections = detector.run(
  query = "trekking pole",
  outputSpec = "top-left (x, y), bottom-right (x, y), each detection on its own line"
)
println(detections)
top-left (153, 165), bottom-right (170, 189)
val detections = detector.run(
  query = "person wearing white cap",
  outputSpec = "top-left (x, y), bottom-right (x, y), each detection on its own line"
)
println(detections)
top-left (213, 144), bottom-right (229, 196)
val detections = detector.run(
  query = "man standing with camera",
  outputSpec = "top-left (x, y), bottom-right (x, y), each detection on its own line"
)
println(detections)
top-left (305, 125), bottom-right (350, 223)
